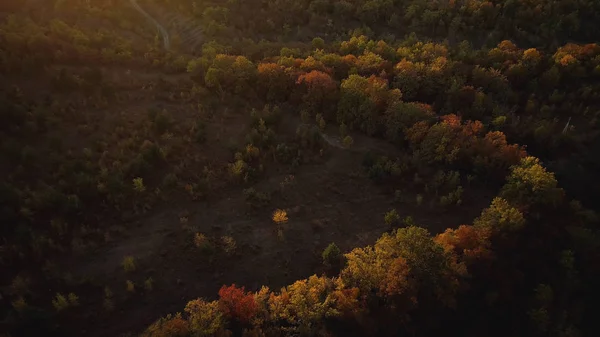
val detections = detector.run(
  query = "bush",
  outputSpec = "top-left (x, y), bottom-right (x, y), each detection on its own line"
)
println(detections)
top-left (322, 242), bottom-right (341, 267)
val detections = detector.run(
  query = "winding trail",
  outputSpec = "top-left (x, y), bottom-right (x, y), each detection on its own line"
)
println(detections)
top-left (130, 0), bottom-right (170, 50)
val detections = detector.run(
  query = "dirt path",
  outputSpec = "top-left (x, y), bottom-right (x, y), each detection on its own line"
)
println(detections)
top-left (130, 0), bottom-right (170, 49)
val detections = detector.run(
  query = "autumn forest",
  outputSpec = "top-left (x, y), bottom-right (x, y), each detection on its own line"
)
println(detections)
top-left (1, 0), bottom-right (599, 336)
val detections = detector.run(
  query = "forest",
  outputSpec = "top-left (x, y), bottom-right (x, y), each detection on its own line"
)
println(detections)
top-left (0, 0), bottom-right (599, 336)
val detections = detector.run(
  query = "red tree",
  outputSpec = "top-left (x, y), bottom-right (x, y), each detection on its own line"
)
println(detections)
top-left (218, 284), bottom-right (258, 324)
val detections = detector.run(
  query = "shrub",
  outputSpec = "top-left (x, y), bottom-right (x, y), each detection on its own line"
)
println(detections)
top-left (52, 293), bottom-right (69, 311)
top-left (144, 278), bottom-right (154, 291)
top-left (126, 280), bottom-right (135, 292)
top-left (123, 256), bottom-right (136, 272)
top-left (194, 233), bottom-right (214, 253)
top-left (322, 242), bottom-right (341, 267)
top-left (228, 159), bottom-right (247, 178)
top-left (68, 293), bottom-right (79, 306)
top-left (384, 209), bottom-right (400, 227)
top-left (12, 297), bottom-right (27, 312)
top-left (342, 135), bottom-right (354, 148)
top-left (103, 287), bottom-right (114, 312)
top-left (416, 194), bottom-right (423, 206)
top-left (221, 236), bottom-right (237, 255)
top-left (316, 113), bottom-right (326, 131)
top-left (133, 178), bottom-right (146, 193)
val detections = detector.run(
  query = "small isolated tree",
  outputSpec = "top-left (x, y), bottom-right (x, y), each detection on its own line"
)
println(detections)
top-left (322, 242), bottom-right (341, 267)
top-left (122, 256), bottom-right (136, 272)
top-left (343, 135), bottom-right (354, 148)
top-left (312, 37), bottom-right (325, 50)
top-left (272, 209), bottom-right (288, 224)
top-left (384, 209), bottom-right (400, 227)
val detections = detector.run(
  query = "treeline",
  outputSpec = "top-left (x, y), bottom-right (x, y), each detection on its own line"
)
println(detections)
top-left (153, 0), bottom-right (600, 48)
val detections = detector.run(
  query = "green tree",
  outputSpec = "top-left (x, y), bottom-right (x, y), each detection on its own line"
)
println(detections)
top-left (312, 37), bottom-right (325, 50)
top-left (322, 242), bottom-right (341, 267)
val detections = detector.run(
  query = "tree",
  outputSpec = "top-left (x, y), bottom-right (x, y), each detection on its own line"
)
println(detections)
top-left (474, 197), bottom-right (525, 232)
top-left (338, 74), bottom-right (396, 134)
top-left (185, 299), bottom-right (229, 336)
top-left (257, 63), bottom-right (292, 101)
top-left (322, 243), bottom-right (341, 267)
top-left (268, 275), bottom-right (339, 334)
top-left (500, 157), bottom-right (564, 207)
top-left (142, 314), bottom-right (190, 337)
top-left (435, 225), bottom-right (492, 264)
top-left (342, 226), bottom-right (462, 307)
top-left (296, 70), bottom-right (338, 117)
top-left (272, 209), bottom-right (288, 224)
top-left (218, 284), bottom-right (258, 324)
top-left (312, 37), bottom-right (325, 50)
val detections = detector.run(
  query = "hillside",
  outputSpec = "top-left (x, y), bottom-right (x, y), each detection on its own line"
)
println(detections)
top-left (1, 1), bottom-right (599, 337)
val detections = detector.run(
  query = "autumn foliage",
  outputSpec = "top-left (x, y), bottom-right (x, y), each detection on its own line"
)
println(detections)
top-left (218, 284), bottom-right (258, 324)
